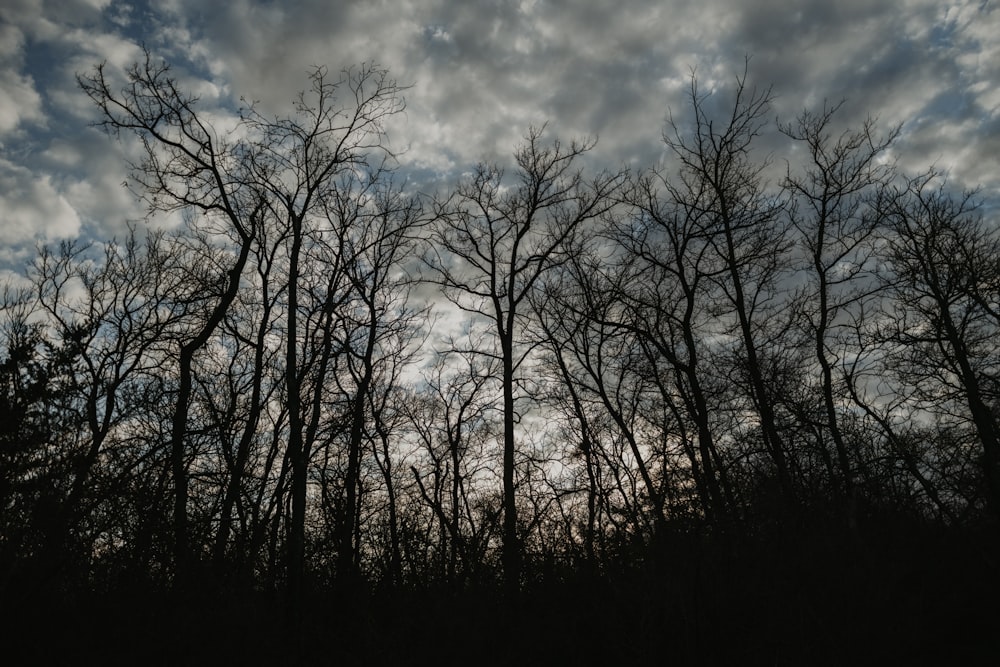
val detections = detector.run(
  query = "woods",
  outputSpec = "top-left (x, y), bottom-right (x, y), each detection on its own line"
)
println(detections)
top-left (3, 52), bottom-right (999, 663)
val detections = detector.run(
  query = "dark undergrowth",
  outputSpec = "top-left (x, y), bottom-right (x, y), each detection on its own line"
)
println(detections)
top-left (4, 517), bottom-right (998, 666)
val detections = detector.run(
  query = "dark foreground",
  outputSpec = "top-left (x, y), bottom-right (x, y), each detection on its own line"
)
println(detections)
top-left (4, 519), bottom-right (998, 666)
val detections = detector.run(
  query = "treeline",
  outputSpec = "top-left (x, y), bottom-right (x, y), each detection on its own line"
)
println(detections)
top-left (2, 51), bottom-right (999, 626)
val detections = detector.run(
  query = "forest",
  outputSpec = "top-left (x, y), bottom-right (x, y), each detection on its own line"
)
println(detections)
top-left (2, 52), bottom-right (999, 664)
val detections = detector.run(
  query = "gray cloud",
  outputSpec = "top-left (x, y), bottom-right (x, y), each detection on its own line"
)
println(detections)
top-left (1, 0), bottom-right (997, 264)
top-left (0, 158), bottom-right (80, 244)
top-left (0, 23), bottom-right (45, 138)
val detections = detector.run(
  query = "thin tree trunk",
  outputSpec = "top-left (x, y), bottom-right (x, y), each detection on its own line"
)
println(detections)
top-left (171, 239), bottom-right (253, 586)
top-left (500, 328), bottom-right (520, 598)
top-left (286, 213), bottom-right (306, 619)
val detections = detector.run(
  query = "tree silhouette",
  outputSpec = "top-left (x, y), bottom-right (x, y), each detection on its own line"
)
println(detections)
top-left (1, 53), bottom-right (998, 665)
top-left (780, 103), bottom-right (900, 507)
top-left (425, 127), bottom-right (624, 593)
top-left (879, 172), bottom-right (1000, 519)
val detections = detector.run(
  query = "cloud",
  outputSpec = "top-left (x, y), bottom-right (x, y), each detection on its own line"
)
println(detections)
top-left (1, 0), bottom-right (998, 276)
top-left (0, 159), bottom-right (81, 244)
top-left (0, 23), bottom-right (44, 138)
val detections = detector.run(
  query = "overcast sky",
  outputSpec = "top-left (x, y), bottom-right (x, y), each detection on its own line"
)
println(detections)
top-left (1, 0), bottom-right (998, 270)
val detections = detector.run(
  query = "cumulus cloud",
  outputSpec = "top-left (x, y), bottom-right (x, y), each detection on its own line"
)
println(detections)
top-left (0, 0), bottom-right (998, 271)
top-left (0, 23), bottom-right (44, 138)
top-left (0, 159), bottom-right (81, 243)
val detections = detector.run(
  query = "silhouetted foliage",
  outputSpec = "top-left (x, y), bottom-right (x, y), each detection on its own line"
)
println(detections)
top-left (2, 54), bottom-right (999, 664)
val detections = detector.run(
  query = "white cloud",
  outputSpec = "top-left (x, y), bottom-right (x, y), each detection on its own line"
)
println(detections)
top-left (0, 0), bottom-right (997, 274)
top-left (0, 70), bottom-right (45, 137)
top-left (0, 23), bottom-right (44, 137)
top-left (0, 159), bottom-right (81, 243)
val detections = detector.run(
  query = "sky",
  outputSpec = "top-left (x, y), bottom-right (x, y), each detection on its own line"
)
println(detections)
top-left (1, 0), bottom-right (998, 272)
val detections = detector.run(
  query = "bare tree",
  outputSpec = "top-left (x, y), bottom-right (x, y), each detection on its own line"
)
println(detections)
top-left (662, 64), bottom-right (797, 500)
top-left (79, 52), bottom-right (264, 582)
top-left (532, 254), bottom-right (674, 536)
top-left (407, 342), bottom-right (502, 587)
top-left (425, 127), bottom-right (625, 593)
top-left (780, 103), bottom-right (900, 503)
top-left (0, 230), bottom-right (181, 594)
top-left (237, 64), bottom-right (405, 605)
top-left (878, 172), bottom-right (1000, 519)
top-left (612, 166), bottom-right (740, 522)
top-left (319, 170), bottom-right (427, 584)
top-left (80, 51), bottom-right (407, 609)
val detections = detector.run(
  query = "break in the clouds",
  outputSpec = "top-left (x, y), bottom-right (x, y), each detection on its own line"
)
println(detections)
top-left (1, 0), bottom-right (998, 261)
